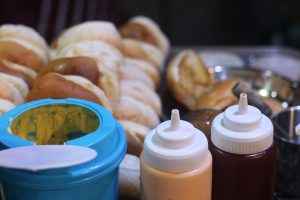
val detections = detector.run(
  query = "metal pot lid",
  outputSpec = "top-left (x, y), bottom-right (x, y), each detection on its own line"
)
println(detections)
top-left (0, 145), bottom-right (97, 171)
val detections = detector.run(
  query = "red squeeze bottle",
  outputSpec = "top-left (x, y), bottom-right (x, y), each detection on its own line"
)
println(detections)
top-left (210, 93), bottom-right (277, 200)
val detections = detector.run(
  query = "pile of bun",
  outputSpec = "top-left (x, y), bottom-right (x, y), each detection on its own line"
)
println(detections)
top-left (167, 49), bottom-right (284, 117)
top-left (0, 24), bottom-right (49, 115)
top-left (0, 16), bottom-right (169, 200)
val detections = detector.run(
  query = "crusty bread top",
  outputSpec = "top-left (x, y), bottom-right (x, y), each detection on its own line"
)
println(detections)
top-left (115, 95), bottom-right (159, 128)
top-left (55, 40), bottom-right (124, 76)
top-left (97, 65), bottom-right (121, 112)
top-left (53, 21), bottom-right (123, 52)
top-left (125, 58), bottom-right (160, 88)
top-left (0, 72), bottom-right (29, 98)
top-left (120, 16), bottom-right (170, 54)
top-left (123, 39), bottom-right (164, 71)
top-left (0, 98), bottom-right (16, 115)
top-left (0, 78), bottom-right (24, 105)
top-left (194, 79), bottom-right (239, 110)
top-left (0, 38), bottom-right (47, 71)
top-left (121, 65), bottom-right (155, 90)
top-left (167, 50), bottom-right (213, 109)
top-left (38, 56), bottom-right (101, 85)
top-left (27, 72), bottom-right (111, 111)
top-left (118, 120), bottom-right (150, 142)
top-left (118, 120), bottom-right (144, 156)
top-left (64, 75), bottom-right (111, 111)
top-left (0, 24), bottom-right (48, 53)
top-left (0, 59), bottom-right (37, 88)
top-left (121, 81), bottom-right (162, 114)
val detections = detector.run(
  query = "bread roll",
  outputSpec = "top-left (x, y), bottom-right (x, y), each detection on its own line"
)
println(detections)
top-left (97, 66), bottom-right (121, 112)
top-left (119, 16), bottom-right (170, 54)
top-left (0, 59), bottom-right (37, 88)
top-left (125, 58), bottom-right (160, 88)
top-left (122, 65), bottom-right (155, 90)
top-left (0, 38), bottom-right (47, 71)
top-left (118, 154), bottom-right (140, 200)
top-left (55, 40), bottom-right (124, 77)
top-left (115, 96), bottom-right (159, 128)
top-left (27, 73), bottom-right (111, 112)
top-left (123, 39), bottom-right (164, 71)
top-left (38, 56), bottom-right (101, 85)
top-left (121, 80), bottom-right (161, 114)
top-left (0, 78), bottom-right (24, 105)
top-left (0, 24), bottom-right (48, 53)
top-left (167, 50), bottom-right (213, 109)
top-left (0, 98), bottom-right (16, 116)
top-left (39, 56), bottom-right (120, 111)
top-left (0, 72), bottom-right (29, 98)
top-left (53, 21), bottom-right (124, 53)
top-left (118, 120), bottom-right (143, 156)
top-left (194, 79), bottom-right (239, 110)
top-left (118, 120), bottom-right (150, 142)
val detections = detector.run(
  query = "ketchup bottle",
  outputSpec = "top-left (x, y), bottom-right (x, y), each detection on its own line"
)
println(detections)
top-left (210, 93), bottom-right (277, 200)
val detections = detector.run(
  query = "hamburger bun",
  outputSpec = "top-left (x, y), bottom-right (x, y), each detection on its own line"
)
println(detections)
top-left (122, 65), bottom-right (155, 90)
top-left (118, 154), bottom-right (140, 200)
top-left (119, 120), bottom-right (150, 142)
top-left (27, 73), bottom-right (111, 111)
top-left (0, 38), bottom-right (47, 71)
top-left (0, 24), bottom-right (48, 53)
top-left (125, 58), bottom-right (160, 88)
top-left (123, 39), bottom-right (164, 71)
top-left (194, 79), bottom-right (239, 110)
top-left (0, 72), bottom-right (29, 98)
top-left (121, 80), bottom-right (162, 114)
top-left (167, 50), bottom-right (213, 109)
top-left (118, 120), bottom-right (144, 156)
top-left (0, 78), bottom-right (24, 105)
top-left (0, 98), bottom-right (16, 116)
top-left (97, 66), bottom-right (121, 112)
top-left (120, 16), bottom-right (170, 54)
top-left (55, 40), bottom-right (124, 76)
top-left (37, 56), bottom-right (101, 85)
top-left (53, 21), bottom-right (123, 52)
top-left (115, 96), bottom-right (159, 128)
top-left (0, 59), bottom-right (37, 88)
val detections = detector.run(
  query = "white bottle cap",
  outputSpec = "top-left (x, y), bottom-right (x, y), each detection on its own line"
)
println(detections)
top-left (143, 109), bottom-right (209, 172)
top-left (211, 93), bottom-right (273, 154)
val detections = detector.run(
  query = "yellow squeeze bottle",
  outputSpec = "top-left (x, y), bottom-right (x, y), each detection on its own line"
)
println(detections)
top-left (140, 109), bottom-right (212, 200)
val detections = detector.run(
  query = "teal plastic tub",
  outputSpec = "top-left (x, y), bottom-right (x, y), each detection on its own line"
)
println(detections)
top-left (0, 98), bottom-right (127, 200)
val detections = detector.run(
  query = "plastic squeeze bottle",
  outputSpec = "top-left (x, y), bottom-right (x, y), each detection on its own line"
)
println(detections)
top-left (210, 93), bottom-right (277, 200)
top-left (140, 109), bottom-right (212, 200)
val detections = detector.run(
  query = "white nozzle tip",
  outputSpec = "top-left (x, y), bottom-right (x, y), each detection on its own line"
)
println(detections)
top-left (295, 123), bottom-right (300, 136)
top-left (170, 109), bottom-right (180, 130)
top-left (238, 93), bottom-right (248, 114)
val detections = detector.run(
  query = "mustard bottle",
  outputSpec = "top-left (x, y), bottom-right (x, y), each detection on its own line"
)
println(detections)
top-left (140, 109), bottom-right (212, 200)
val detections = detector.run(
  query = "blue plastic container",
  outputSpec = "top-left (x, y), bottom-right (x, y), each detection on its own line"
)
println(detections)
top-left (0, 98), bottom-right (127, 200)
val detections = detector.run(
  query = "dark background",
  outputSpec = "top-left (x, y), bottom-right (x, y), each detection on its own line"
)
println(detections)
top-left (1, 0), bottom-right (300, 48)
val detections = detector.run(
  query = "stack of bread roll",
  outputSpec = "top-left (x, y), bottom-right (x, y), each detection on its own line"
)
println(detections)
top-left (26, 16), bottom-right (170, 158)
top-left (0, 24), bottom-right (49, 116)
top-left (118, 17), bottom-right (170, 200)
top-left (0, 17), bottom-right (169, 199)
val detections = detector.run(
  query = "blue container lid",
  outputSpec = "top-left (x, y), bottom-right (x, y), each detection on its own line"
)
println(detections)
top-left (0, 98), bottom-right (127, 189)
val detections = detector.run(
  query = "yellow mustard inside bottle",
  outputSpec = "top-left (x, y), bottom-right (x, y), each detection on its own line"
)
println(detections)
top-left (9, 104), bottom-right (99, 144)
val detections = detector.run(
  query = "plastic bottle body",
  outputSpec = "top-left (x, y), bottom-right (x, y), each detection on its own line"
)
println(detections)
top-left (210, 141), bottom-right (277, 200)
top-left (140, 152), bottom-right (212, 200)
